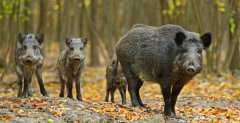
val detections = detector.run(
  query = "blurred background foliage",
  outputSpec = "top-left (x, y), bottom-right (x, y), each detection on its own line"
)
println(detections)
top-left (0, 0), bottom-right (239, 77)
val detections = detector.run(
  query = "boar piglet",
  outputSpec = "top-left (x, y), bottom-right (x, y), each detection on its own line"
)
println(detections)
top-left (105, 59), bottom-right (127, 104)
top-left (15, 33), bottom-right (48, 98)
top-left (57, 38), bottom-right (87, 100)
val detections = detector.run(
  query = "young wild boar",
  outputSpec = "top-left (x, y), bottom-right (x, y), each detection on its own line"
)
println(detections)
top-left (57, 38), bottom-right (87, 100)
top-left (105, 59), bottom-right (127, 104)
top-left (15, 33), bottom-right (48, 98)
top-left (115, 24), bottom-right (212, 117)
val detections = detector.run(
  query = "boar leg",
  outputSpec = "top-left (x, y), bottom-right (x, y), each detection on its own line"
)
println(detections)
top-left (75, 77), bottom-right (82, 101)
top-left (17, 74), bottom-right (23, 97)
top-left (171, 84), bottom-right (184, 116)
top-left (59, 72), bottom-right (66, 97)
top-left (105, 89), bottom-right (110, 102)
top-left (110, 86), bottom-right (116, 103)
top-left (105, 79), bottom-right (110, 102)
top-left (36, 67), bottom-right (48, 96)
top-left (119, 85), bottom-right (127, 105)
top-left (16, 67), bottom-right (23, 97)
top-left (135, 78), bottom-right (144, 106)
top-left (121, 62), bottom-right (140, 106)
top-left (22, 75), bottom-right (32, 98)
top-left (66, 78), bottom-right (73, 99)
top-left (28, 83), bottom-right (33, 97)
top-left (106, 76), bottom-right (114, 102)
top-left (160, 75), bottom-right (174, 117)
top-left (18, 77), bottom-right (23, 97)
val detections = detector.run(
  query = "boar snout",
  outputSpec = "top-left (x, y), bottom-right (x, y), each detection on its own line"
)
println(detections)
top-left (186, 66), bottom-right (196, 74)
top-left (185, 62), bottom-right (201, 75)
top-left (22, 55), bottom-right (34, 64)
top-left (70, 55), bottom-right (85, 63)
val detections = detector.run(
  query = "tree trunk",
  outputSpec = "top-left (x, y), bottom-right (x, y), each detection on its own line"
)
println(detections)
top-left (78, 0), bottom-right (85, 36)
top-left (89, 0), bottom-right (100, 66)
top-left (23, 0), bottom-right (33, 33)
top-left (37, 0), bottom-right (46, 33)
top-left (229, 40), bottom-right (240, 73)
top-left (56, 0), bottom-right (62, 43)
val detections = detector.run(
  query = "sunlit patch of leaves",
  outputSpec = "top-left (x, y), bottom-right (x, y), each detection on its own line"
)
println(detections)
top-left (89, 102), bottom-right (158, 121)
top-left (0, 97), bottom-right (66, 121)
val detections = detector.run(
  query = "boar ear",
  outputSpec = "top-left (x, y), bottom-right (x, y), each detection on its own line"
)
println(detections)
top-left (201, 32), bottom-right (212, 49)
top-left (17, 33), bottom-right (24, 44)
top-left (36, 33), bottom-right (44, 44)
top-left (175, 32), bottom-right (186, 46)
top-left (65, 38), bottom-right (71, 46)
top-left (82, 37), bottom-right (88, 46)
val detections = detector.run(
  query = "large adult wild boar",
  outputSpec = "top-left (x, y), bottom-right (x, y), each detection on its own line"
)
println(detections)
top-left (115, 24), bottom-right (212, 117)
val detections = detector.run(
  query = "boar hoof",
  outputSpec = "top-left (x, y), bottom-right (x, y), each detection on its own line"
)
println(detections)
top-left (67, 97), bottom-right (74, 100)
top-left (42, 92), bottom-right (48, 97)
top-left (28, 92), bottom-right (33, 97)
top-left (139, 103), bottom-right (146, 107)
top-left (132, 102), bottom-right (141, 107)
top-left (17, 93), bottom-right (22, 98)
top-left (122, 101), bottom-right (127, 105)
top-left (77, 97), bottom-right (82, 101)
top-left (164, 111), bottom-right (176, 118)
top-left (21, 93), bottom-right (29, 98)
top-left (59, 93), bottom-right (64, 98)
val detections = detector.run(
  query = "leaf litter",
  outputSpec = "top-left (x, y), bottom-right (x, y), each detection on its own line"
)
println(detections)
top-left (0, 67), bottom-right (239, 122)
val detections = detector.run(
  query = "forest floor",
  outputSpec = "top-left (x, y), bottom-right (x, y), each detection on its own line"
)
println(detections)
top-left (0, 66), bottom-right (240, 123)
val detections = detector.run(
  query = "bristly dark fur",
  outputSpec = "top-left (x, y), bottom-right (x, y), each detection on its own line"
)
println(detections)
top-left (15, 33), bottom-right (48, 98)
top-left (115, 24), bottom-right (212, 117)
top-left (57, 38), bottom-right (87, 100)
top-left (105, 58), bottom-right (127, 104)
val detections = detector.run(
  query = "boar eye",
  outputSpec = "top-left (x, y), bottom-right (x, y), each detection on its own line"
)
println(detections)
top-left (181, 48), bottom-right (187, 53)
top-left (33, 45), bottom-right (38, 50)
top-left (197, 49), bottom-right (202, 54)
top-left (79, 47), bottom-right (83, 50)
top-left (23, 45), bottom-right (27, 50)
top-left (70, 47), bottom-right (74, 51)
